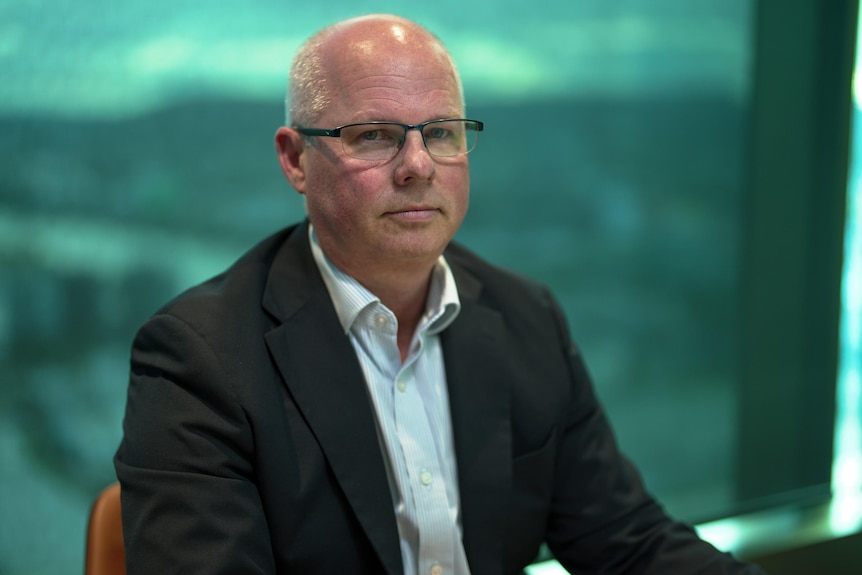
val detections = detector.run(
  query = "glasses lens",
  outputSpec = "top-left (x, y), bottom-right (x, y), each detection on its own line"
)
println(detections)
top-left (339, 123), bottom-right (404, 160)
top-left (337, 120), bottom-right (480, 160)
top-left (423, 120), bottom-right (479, 157)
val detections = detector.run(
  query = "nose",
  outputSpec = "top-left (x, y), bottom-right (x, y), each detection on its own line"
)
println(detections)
top-left (393, 130), bottom-right (435, 186)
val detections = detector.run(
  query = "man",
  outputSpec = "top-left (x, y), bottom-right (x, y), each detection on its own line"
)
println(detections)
top-left (115, 13), bottom-right (767, 575)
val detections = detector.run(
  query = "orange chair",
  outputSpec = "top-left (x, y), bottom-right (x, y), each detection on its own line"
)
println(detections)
top-left (84, 482), bottom-right (125, 575)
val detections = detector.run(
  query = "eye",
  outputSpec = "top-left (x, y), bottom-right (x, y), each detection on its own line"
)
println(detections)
top-left (425, 126), bottom-right (452, 140)
top-left (347, 125), bottom-right (401, 146)
top-left (359, 129), bottom-right (384, 141)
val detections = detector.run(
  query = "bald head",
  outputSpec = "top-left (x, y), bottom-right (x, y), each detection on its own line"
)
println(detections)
top-left (286, 14), bottom-right (463, 127)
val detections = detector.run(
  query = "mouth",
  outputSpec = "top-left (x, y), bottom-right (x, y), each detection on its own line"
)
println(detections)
top-left (385, 206), bottom-right (440, 221)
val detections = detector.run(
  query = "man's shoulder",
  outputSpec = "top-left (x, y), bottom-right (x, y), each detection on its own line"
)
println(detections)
top-left (154, 223), bottom-right (306, 323)
top-left (444, 240), bottom-right (550, 303)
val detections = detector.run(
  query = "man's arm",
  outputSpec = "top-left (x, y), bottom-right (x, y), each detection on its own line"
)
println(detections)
top-left (543, 294), bottom-right (767, 575)
top-left (115, 312), bottom-right (276, 575)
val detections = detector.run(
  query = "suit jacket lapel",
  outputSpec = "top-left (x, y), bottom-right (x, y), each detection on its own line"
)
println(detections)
top-left (262, 224), bottom-right (403, 575)
top-left (443, 263), bottom-right (513, 575)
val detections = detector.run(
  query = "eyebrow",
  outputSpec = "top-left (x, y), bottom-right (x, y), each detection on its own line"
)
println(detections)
top-left (345, 113), bottom-right (465, 125)
top-left (345, 106), bottom-right (464, 124)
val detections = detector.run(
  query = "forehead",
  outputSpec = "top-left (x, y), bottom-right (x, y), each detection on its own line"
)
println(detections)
top-left (319, 22), bottom-right (462, 122)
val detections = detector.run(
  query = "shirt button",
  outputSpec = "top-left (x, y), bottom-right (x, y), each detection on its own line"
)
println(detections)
top-left (420, 470), bottom-right (433, 485)
top-left (374, 314), bottom-right (388, 327)
top-left (430, 564), bottom-right (443, 575)
top-left (396, 377), bottom-right (407, 392)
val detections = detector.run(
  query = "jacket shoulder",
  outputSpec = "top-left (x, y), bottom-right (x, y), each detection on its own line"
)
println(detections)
top-left (158, 225), bottom-right (301, 314)
top-left (444, 240), bottom-right (553, 305)
top-left (139, 223), bottom-right (311, 349)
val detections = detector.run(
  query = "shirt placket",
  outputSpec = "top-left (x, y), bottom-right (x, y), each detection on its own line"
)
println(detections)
top-left (393, 353), bottom-right (456, 575)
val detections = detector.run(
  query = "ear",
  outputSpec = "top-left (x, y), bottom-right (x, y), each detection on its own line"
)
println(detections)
top-left (275, 127), bottom-right (308, 194)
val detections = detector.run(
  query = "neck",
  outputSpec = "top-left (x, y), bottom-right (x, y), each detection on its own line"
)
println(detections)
top-left (379, 268), bottom-right (434, 358)
top-left (312, 227), bottom-right (441, 362)
top-left (351, 259), bottom-right (435, 363)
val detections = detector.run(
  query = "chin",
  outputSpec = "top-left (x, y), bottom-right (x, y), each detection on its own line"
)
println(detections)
top-left (385, 239), bottom-right (448, 263)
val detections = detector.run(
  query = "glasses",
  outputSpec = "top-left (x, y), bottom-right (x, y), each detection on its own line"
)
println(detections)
top-left (295, 119), bottom-right (484, 161)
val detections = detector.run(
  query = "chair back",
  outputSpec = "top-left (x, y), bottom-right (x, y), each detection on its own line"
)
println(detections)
top-left (84, 482), bottom-right (125, 575)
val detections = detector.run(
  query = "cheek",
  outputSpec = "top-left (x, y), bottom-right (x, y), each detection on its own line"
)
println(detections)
top-left (305, 186), bottom-right (354, 231)
top-left (304, 168), bottom-right (381, 229)
top-left (446, 166), bottom-right (471, 219)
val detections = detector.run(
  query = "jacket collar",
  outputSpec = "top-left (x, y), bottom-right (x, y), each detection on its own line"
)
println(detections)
top-left (443, 262), bottom-right (512, 574)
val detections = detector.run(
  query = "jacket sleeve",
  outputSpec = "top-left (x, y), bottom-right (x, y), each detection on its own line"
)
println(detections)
top-left (542, 293), bottom-right (768, 575)
top-left (114, 312), bottom-right (276, 575)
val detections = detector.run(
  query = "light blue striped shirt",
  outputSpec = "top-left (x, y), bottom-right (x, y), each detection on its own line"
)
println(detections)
top-left (309, 226), bottom-right (472, 575)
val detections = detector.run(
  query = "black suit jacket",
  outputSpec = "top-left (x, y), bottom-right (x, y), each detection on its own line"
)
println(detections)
top-left (115, 221), bottom-right (764, 575)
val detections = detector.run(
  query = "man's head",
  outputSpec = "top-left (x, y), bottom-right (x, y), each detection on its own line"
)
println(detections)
top-left (275, 14), bottom-right (474, 284)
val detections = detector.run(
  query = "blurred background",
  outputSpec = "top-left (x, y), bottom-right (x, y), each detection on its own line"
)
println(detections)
top-left (0, 1), bottom-right (859, 573)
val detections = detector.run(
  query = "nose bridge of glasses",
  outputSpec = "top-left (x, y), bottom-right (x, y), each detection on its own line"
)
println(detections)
top-left (401, 124), bottom-right (429, 151)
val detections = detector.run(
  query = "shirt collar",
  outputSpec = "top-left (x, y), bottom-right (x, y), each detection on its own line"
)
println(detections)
top-left (309, 224), bottom-right (461, 335)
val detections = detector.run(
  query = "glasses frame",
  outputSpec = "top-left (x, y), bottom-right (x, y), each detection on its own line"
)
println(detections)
top-left (294, 118), bottom-right (484, 160)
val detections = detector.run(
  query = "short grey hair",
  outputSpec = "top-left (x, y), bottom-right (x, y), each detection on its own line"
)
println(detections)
top-left (285, 28), bottom-right (333, 128)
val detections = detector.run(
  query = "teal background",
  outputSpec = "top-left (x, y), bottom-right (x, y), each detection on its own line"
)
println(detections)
top-left (6, 1), bottom-right (848, 574)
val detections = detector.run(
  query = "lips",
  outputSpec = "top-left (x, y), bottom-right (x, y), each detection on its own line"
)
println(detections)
top-left (390, 202), bottom-right (435, 210)
top-left (384, 205), bottom-right (440, 221)
top-left (386, 204), bottom-right (438, 214)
